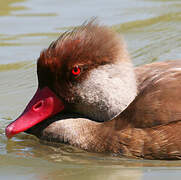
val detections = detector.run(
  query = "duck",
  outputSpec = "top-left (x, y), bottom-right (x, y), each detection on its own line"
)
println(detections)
top-left (5, 20), bottom-right (181, 160)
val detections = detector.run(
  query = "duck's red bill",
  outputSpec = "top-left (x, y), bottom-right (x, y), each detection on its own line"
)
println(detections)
top-left (5, 87), bottom-right (64, 138)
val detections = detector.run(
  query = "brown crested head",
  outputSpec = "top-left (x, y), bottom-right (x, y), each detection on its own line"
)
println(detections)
top-left (37, 19), bottom-right (129, 89)
top-left (37, 20), bottom-right (136, 121)
top-left (5, 20), bottom-right (136, 140)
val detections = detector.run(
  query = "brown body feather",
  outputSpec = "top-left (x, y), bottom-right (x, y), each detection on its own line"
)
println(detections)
top-left (28, 59), bottom-right (181, 159)
top-left (11, 20), bottom-right (181, 159)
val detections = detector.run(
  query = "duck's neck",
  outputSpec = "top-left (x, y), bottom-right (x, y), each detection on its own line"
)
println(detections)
top-left (72, 61), bottom-right (137, 122)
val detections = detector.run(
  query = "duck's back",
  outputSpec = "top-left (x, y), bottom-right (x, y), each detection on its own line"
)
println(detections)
top-left (130, 60), bottom-right (181, 127)
top-left (113, 60), bottom-right (181, 159)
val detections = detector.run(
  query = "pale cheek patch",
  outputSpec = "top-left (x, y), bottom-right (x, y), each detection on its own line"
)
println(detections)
top-left (71, 62), bottom-right (137, 122)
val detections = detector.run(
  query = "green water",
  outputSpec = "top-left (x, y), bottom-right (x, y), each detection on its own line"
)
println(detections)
top-left (0, 0), bottom-right (181, 179)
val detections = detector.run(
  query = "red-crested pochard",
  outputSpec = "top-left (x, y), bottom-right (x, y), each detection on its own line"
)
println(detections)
top-left (5, 20), bottom-right (181, 160)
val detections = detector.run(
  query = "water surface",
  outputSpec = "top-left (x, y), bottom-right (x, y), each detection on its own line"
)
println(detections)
top-left (0, 0), bottom-right (181, 179)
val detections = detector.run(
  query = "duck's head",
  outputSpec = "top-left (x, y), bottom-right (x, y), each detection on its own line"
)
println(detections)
top-left (6, 20), bottom-right (137, 138)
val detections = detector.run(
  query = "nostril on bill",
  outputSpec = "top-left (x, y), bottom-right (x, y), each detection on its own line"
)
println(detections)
top-left (33, 100), bottom-right (44, 111)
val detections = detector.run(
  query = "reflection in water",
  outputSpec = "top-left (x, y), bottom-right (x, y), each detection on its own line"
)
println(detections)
top-left (4, 135), bottom-right (181, 180)
top-left (0, 63), bottom-right (36, 119)
top-left (5, 133), bottom-right (181, 167)
top-left (5, 135), bottom-right (143, 180)
top-left (37, 168), bottom-right (142, 180)
top-left (4, 135), bottom-right (144, 180)
top-left (0, 0), bottom-right (25, 16)
top-left (115, 12), bottom-right (181, 65)
top-left (0, 61), bottom-right (32, 72)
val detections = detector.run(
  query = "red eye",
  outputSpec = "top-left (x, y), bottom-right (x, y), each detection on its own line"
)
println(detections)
top-left (71, 66), bottom-right (81, 76)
